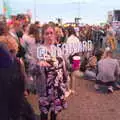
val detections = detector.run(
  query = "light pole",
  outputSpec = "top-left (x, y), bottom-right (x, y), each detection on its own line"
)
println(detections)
top-left (1, 0), bottom-right (7, 22)
top-left (76, 1), bottom-right (86, 25)
top-left (1, 0), bottom-right (5, 16)
top-left (34, 0), bottom-right (36, 22)
top-left (56, 18), bottom-right (62, 25)
top-left (79, 1), bottom-right (80, 18)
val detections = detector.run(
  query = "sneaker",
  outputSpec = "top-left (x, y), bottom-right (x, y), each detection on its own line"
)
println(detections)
top-left (65, 90), bottom-right (71, 98)
top-left (108, 86), bottom-right (114, 93)
top-left (115, 84), bottom-right (120, 89)
top-left (94, 84), bottom-right (100, 90)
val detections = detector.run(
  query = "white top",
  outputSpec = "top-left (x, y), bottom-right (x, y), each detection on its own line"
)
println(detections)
top-left (66, 35), bottom-right (80, 44)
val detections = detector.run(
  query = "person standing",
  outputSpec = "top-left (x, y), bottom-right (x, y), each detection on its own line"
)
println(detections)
top-left (26, 23), bottom-right (68, 120)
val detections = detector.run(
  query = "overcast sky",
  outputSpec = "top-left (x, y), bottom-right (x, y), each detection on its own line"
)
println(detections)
top-left (9, 0), bottom-right (92, 4)
top-left (0, 0), bottom-right (120, 24)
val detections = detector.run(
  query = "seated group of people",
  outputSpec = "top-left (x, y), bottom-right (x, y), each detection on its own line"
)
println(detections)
top-left (80, 48), bottom-right (120, 93)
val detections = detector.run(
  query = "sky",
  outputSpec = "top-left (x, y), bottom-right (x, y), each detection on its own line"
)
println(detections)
top-left (0, 0), bottom-right (120, 24)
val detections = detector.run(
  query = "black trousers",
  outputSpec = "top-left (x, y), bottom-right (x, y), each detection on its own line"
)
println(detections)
top-left (40, 111), bottom-right (57, 120)
top-left (9, 97), bottom-right (35, 120)
top-left (96, 80), bottom-right (115, 86)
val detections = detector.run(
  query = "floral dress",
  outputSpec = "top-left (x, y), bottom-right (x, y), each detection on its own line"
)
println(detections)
top-left (30, 46), bottom-right (68, 114)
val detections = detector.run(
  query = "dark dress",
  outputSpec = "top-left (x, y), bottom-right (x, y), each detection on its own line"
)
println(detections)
top-left (0, 43), bottom-right (13, 120)
top-left (0, 43), bottom-right (35, 120)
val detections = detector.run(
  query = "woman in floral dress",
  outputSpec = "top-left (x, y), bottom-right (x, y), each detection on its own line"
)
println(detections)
top-left (30, 23), bottom-right (68, 120)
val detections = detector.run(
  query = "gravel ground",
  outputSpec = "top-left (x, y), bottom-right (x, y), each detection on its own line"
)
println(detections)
top-left (59, 53), bottom-right (120, 120)
top-left (28, 77), bottom-right (120, 120)
top-left (27, 53), bottom-right (120, 120)
top-left (58, 77), bottom-right (120, 120)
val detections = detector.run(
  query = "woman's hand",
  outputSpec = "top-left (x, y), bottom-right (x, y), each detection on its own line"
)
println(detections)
top-left (37, 60), bottom-right (51, 67)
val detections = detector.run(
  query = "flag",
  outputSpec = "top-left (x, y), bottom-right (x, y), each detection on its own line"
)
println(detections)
top-left (3, 0), bottom-right (12, 18)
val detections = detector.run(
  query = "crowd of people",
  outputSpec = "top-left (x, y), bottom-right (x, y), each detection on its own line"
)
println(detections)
top-left (0, 19), bottom-right (120, 120)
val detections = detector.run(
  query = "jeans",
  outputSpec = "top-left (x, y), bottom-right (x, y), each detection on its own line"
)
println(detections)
top-left (84, 70), bottom-right (96, 80)
top-left (96, 80), bottom-right (115, 86)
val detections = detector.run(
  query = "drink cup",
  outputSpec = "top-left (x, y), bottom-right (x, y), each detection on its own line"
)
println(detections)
top-left (72, 56), bottom-right (81, 70)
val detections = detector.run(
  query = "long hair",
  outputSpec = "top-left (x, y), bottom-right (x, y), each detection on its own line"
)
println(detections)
top-left (28, 24), bottom-right (40, 43)
top-left (41, 23), bottom-right (55, 42)
top-left (0, 22), bottom-right (8, 36)
top-left (67, 26), bottom-right (76, 37)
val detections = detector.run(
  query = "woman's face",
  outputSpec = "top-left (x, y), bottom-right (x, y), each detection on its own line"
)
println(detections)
top-left (43, 27), bottom-right (55, 45)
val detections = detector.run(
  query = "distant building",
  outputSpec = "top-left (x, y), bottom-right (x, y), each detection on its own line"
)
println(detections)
top-left (107, 10), bottom-right (120, 30)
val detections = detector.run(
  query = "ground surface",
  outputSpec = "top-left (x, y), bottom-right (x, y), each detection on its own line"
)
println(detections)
top-left (27, 52), bottom-right (120, 120)
top-left (28, 77), bottom-right (120, 120)
top-left (59, 78), bottom-right (120, 120)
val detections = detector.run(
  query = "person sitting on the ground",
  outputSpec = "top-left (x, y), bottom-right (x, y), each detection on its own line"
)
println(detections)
top-left (83, 49), bottom-right (104, 81)
top-left (84, 54), bottom-right (97, 80)
top-left (95, 50), bottom-right (120, 93)
top-left (94, 49), bottom-right (104, 61)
